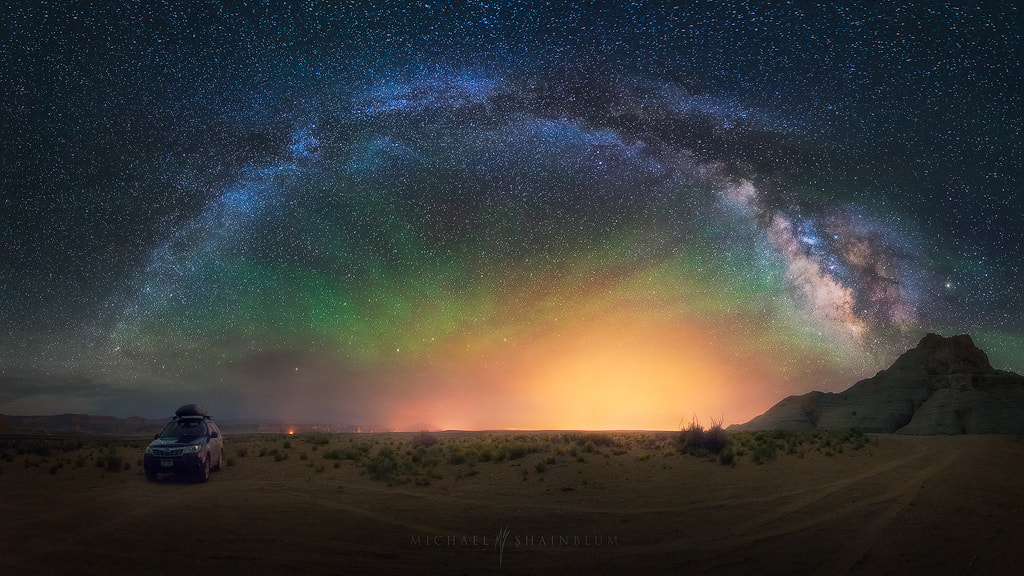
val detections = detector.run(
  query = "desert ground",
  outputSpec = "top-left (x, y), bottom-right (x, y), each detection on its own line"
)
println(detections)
top-left (2, 430), bottom-right (1022, 575)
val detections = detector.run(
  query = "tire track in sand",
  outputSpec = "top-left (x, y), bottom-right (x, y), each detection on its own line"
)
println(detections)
top-left (613, 436), bottom-right (937, 562)
top-left (810, 445), bottom-right (959, 576)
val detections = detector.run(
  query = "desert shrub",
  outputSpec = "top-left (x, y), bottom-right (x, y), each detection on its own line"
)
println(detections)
top-left (587, 433), bottom-right (616, 447)
top-left (282, 440), bottom-right (292, 449)
top-left (497, 441), bottom-right (540, 461)
top-left (258, 447), bottom-right (268, 457)
top-left (306, 433), bottom-right (331, 446)
top-left (420, 447), bottom-right (443, 468)
top-left (323, 447), bottom-right (362, 461)
top-left (750, 440), bottom-right (777, 465)
top-left (502, 444), bottom-right (525, 460)
top-left (447, 450), bottom-right (466, 465)
top-left (535, 462), bottom-right (547, 473)
top-left (227, 458), bottom-right (235, 467)
top-left (236, 447), bottom-right (248, 457)
top-left (367, 447), bottom-right (398, 480)
top-left (366, 458), bottom-right (394, 480)
top-left (408, 443), bottom-right (442, 467)
top-left (105, 452), bottom-right (123, 473)
top-left (299, 452), bottom-right (308, 460)
top-left (274, 452), bottom-right (288, 462)
top-left (680, 418), bottom-right (706, 454)
top-left (679, 416), bottom-right (730, 456)
top-left (412, 431), bottom-right (439, 448)
top-left (704, 420), bottom-right (729, 454)
top-left (49, 464), bottom-right (60, 474)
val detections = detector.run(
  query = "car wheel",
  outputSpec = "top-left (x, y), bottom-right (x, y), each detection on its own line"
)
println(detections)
top-left (145, 467), bottom-right (158, 482)
top-left (197, 457), bottom-right (211, 483)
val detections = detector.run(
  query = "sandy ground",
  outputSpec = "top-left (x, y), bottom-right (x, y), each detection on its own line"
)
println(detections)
top-left (2, 431), bottom-right (1022, 575)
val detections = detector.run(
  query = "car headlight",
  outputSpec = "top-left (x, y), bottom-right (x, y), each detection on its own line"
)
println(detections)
top-left (145, 446), bottom-right (155, 455)
top-left (183, 444), bottom-right (202, 454)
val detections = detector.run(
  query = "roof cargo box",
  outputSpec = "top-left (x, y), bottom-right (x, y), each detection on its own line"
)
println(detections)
top-left (175, 404), bottom-right (209, 418)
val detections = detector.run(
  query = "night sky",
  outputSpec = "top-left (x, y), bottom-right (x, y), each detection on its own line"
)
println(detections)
top-left (2, 2), bottom-right (1021, 430)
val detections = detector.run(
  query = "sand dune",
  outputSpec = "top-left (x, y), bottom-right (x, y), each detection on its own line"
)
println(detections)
top-left (2, 431), bottom-right (1022, 575)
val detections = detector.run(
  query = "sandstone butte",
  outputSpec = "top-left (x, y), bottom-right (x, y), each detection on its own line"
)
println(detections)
top-left (732, 333), bottom-right (1024, 434)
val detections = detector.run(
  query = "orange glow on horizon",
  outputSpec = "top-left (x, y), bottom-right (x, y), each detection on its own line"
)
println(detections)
top-left (514, 316), bottom-right (730, 430)
top-left (387, 310), bottom-right (779, 431)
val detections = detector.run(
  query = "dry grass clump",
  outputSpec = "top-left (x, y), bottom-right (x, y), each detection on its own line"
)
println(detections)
top-left (679, 416), bottom-right (730, 458)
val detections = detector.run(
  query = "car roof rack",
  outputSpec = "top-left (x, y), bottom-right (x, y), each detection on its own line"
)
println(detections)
top-left (174, 404), bottom-right (210, 418)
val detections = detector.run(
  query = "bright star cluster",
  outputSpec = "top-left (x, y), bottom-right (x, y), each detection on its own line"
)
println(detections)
top-left (1, 2), bottom-right (1020, 429)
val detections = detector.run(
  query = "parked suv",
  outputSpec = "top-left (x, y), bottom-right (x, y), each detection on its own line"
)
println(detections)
top-left (143, 404), bottom-right (224, 483)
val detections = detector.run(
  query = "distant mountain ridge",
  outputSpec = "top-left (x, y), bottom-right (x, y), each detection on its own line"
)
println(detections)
top-left (732, 333), bottom-right (1024, 434)
top-left (0, 413), bottom-right (395, 436)
top-left (0, 413), bottom-right (166, 435)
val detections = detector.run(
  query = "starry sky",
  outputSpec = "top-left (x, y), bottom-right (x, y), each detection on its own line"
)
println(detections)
top-left (2, 1), bottom-right (1021, 430)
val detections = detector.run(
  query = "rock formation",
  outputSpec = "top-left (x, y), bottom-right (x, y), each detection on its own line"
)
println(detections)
top-left (732, 333), bottom-right (1024, 434)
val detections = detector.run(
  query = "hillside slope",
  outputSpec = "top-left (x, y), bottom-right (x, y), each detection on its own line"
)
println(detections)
top-left (732, 334), bottom-right (1024, 434)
